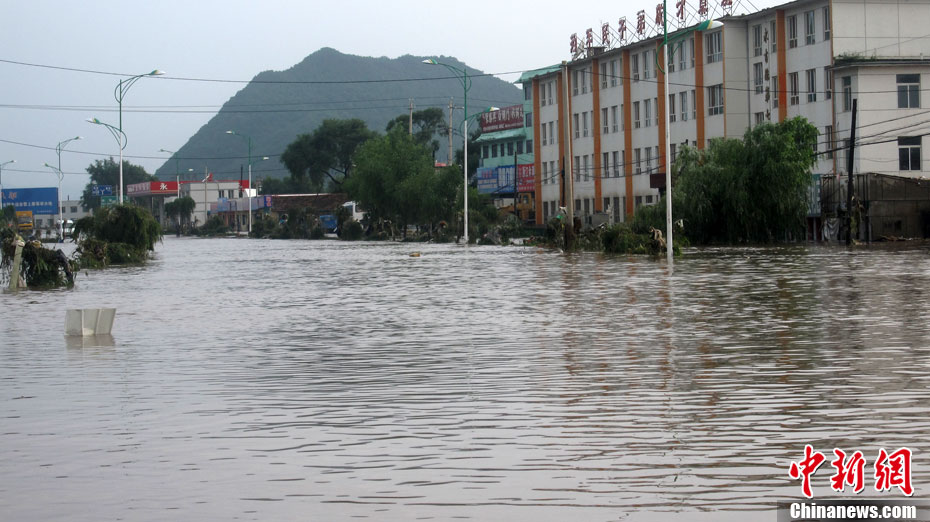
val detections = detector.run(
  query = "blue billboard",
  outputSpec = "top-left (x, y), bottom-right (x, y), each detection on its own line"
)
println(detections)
top-left (476, 166), bottom-right (515, 195)
top-left (1, 187), bottom-right (59, 214)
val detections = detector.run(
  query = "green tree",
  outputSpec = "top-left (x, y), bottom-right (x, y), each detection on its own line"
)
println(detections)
top-left (80, 158), bottom-right (157, 210)
top-left (386, 107), bottom-right (446, 159)
top-left (280, 119), bottom-right (376, 188)
top-left (453, 127), bottom-right (482, 178)
top-left (259, 175), bottom-right (319, 195)
top-left (674, 117), bottom-right (819, 243)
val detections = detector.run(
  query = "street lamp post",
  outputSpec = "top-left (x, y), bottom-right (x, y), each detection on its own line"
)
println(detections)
top-left (159, 148), bottom-right (181, 197)
top-left (0, 159), bottom-right (15, 208)
top-left (86, 117), bottom-right (127, 203)
top-left (658, 15), bottom-right (722, 265)
top-left (423, 58), bottom-right (472, 244)
top-left (43, 163), bottom-right (63, 239)
top-left (224, 130), bottom-right (254, 235)
top-left (55, 136), bottom-right (82, 240)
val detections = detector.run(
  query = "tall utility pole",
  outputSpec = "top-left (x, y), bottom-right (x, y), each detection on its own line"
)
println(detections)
top-left (409, 99), bottom-right (414, 135)
top-left (448, 98), bottom-right (454, 165)
top-left (560, 61), bottom-right (575, 249)
top-left (845, 98), bottom-right (858, 246)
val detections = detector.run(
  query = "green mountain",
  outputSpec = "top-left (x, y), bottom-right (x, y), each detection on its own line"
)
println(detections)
top-left (155, 47), bottom-right (524, 182)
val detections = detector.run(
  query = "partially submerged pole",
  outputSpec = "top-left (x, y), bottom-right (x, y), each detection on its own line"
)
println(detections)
top-left (8, 235), bottom-right (25, 290)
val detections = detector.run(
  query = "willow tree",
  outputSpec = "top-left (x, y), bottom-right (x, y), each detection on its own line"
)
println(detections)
top-left (674, 117), bottom-right (819, 243)
top-left (281, 119), bottom-right (376, 189)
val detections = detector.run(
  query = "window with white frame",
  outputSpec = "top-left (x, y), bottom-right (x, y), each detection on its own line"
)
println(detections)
top-left (634, 101), bottom-right (641, 128)
top-left (600, 62), bottom-right (608, 89)
top-left (753, 25), bottom-right (762, 57)
top-left (706, 31), bottom-right (722, 63)
top-left (603, 152), bottom-right (610, 178)
top-left (620, 104), bottom-right (624, 130)
top-left (670, 143), bottom-right (677, 164)
top-left (482, 145), bottom-right (489, 159)
top-left (643, 50), bottom-right (651, 79)
top-left (574, 155), bottom-right (580, 180)
top-left (825, 125), bottom-right (834, 159)
top-left (634, 148), bottom-right (641, 174)
top-left (842, 76), bottom-right (852, 111)
top-left (806, 69), bottom-right (817, 102)
top-left (689, 37), bottom-right (695, 67)
top-left (612, 151), bottom-right (620, 176)
top-left (755, 112), bottom-right (765, 126)
top-left (897, 74), bottom-right (920, 108)
top-left (805, 10), bottom-right (815, 45)
top-left (654, 97), bottom-right (659, 126)
top-left (823, 7), bottom-right (831, 40)
top-left (611, 105), bottom-right (619, 132)
top-left (771, 20), bottom-right (777, 52)
top-left (754, 63), bottom-right (764, 94)
top-left (526, 139), bottom-right (533, 153)
top-left (582, 111), bottom-right (589, 137)
top-left (708, 84), bottom-right (724, 115)
top-left (524, 84), bottom-right (531, 100)
top-left (602, 107), bottom-right (609, 134)
top-left (517, 140), bottom-right (522, 155)
top-left (610, 60), bottom-right (618, 87)
top-left (654, 146), bottom-right (659, 168)
top-left (633, 53), bottom-right (640, 81)
top-left (644, 99), bottom-right (651, 128)
top-left (772, 75), bottom-right (779, 107)
top-left (680, 92), bottom-right (688, 121)
top-left (668, 45), bottom-right (676, 73)
top-left (789, 72), bottom-right (800, 105)
top-left (679, 41), bottom-right (687, 70)
top-left (788, 15), bottom-right (797, 48)
top-left (547, 82), bottom-right (554, 105)
top-left (541, 122), bottom-right (548, 146)
top-left (550, 161), bottom-right (556, 183)
top-left (573, 70), bottom-right (580, 95)
top-left (574, 114), bottom-right (580, 138)
top-left (899, 136), bottom-right (922, 170)
top-left (541, 162), bottom-right (548, 185)
top-left (525, 112), bottom-right (533, 128)
top-left (825, 68), bottom-right (832, 100)
top-left (645, 147), bottom-right (652, 171)
top-left (583, 67), bottom-right (590, 94)
top-left (691, 90), bottom-right (696, 119)
top-left (669, 93), bottom-right (677, 122)
top-left (583, 155), bottom-right (589, 181)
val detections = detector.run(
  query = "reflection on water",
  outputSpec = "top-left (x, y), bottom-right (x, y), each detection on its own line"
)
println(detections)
top-left (1, 238), bottom-right (929, 521)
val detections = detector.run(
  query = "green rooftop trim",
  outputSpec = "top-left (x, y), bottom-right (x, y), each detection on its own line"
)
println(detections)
top-left (474, 128), bottom-right (527, 143)
top-left (516, 65), bottom-right (561, 84)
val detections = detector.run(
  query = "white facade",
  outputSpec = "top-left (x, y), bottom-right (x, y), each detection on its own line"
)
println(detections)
top-left (180, 181), bottom-right (245, 226)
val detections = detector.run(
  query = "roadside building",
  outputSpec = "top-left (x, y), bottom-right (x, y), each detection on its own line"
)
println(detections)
top-left (521, 0), bottom-right (930, 238)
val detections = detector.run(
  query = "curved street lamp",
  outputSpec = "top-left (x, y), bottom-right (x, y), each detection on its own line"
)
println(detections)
top-left (86, 117), bottom-right (127, 203)
top-left (43, 163), bottom-right (63, 239)
top-left (224, 130), bottom-right (255, 235)
top-left (423, 58), bottom-right (473, 244)
top-left (54, 136), bottom-right (82, 240)
top-left (160, 148), bottom-right (181, 197)
top-left (0, 159), bottom-right (15, 208)
top-left (657, 16), bottom-right (722, 265)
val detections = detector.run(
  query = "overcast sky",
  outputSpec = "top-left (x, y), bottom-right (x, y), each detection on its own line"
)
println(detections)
top-left (0, 0), bottom-right (774, 200)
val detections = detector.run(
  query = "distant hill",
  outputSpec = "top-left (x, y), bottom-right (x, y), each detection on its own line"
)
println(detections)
top-left (155, 48), bottom-right (524, 181)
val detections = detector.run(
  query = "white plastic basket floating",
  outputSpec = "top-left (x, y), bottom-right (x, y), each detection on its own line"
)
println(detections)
top-left (65, 308), bottom-right (116, 336)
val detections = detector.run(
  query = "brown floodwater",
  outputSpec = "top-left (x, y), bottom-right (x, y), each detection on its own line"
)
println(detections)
top-left (1, 238), bottom-right (929, 521)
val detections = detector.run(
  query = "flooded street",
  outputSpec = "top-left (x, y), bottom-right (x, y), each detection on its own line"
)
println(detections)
top-left (2, 238), bottom-right (929, 521)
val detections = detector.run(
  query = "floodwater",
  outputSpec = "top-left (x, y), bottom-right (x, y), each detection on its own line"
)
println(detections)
top-left (1, 238), bottom-right (929, 521)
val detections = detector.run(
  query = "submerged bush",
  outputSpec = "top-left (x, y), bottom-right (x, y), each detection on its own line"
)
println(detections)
top-left (72, 204), bottom-right (162, 269)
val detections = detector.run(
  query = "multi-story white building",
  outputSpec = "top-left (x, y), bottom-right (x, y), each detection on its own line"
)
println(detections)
top-left (520, 0), bottom-right (930, 234)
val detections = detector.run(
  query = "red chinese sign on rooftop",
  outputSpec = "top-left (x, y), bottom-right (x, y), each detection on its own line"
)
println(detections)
top-left (480, 105), bottom-right (524, 133)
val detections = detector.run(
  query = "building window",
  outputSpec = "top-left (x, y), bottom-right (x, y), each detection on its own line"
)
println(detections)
top-left (603, 152), bottom-right (610, 178)
top-left (583, 67), bottom-right (589, 94)
top-left (583, 155), bottom-right (590, 181)
top-left (689, 37), bottom-right (695, 67)
top-left (526, 139), bottom-right (533, 153)
top-left (612, 151), bottom-right (620, 176)
top-left (574, 113), bottom-right (580, 139)
top-left (600, 62), bottom-right (608, 88)
top-left (708, 84), bottom-right (724, 116)
top-left (610, 60), bottom-right (618, 87)
top-left (843, 76), bottom-right (852, 111)
top-left (825, 125), bottom-right (834, 159)
top-left (633, 53), bottom-right (640, 81)
top-left (806, 69), bottom-right (817, 103)
top-left (706, 31), bottom-right (722, 63)
top-left (754, 63), bottom-right (764, 94)
top-left (691, 90), bottom-right (696, 120)
top-left (634, 101), bottom-right (641, 128)
top-left (541, 124), bottom-right (547, 146)
top-left (899, 136), bottom-right (922, 170)
top-left (525, 112), bottom-right (533, 128)
top-left (825, 68), bottom-right (832, 100)
top-left (771, 20), bottom-right (777, 52)
top-left (634, 148), bottom-right (642, 174)
top-left (547, 82), bottom-right (554, 105)
top-left (823, 7), bottom-right (831, 40)
top-left (668, 45), bottom-right (676, 73)
top-left (753, 25), bottom-right (763, 57)
top-left (897, 74), bottom-right (920, 108)
top-left (482, 145), bottom-right (489, 159)
top-left (70, 206), bottom-right (78, 213)
top-left (644, 99), bottom-right (652, 128)
top-left (805, 10), bottom-right (815, 45)
top-left (620, 104), bottom-right (625, 130)
top-left (635, 195), bottom-right (643, 208)
top-left (755, 112), bottom-right (765, 126)
top-left (602, 107), bottom-right (609, 134)
top-left (788, 15), bottom-right (798, 48)
top-left (492, 144), bottom-right (498, 158)
top-left (550, 161), bottom-right (556, 183)
top-left (679, 40), bottom-right (687, 70)
top-left (524, 84), bottom-right (532, 100)
top-left (611, 105), bottom-right (619, 132)
top-left (669, 93), bottom-right (677, 123)
top-left (680, 92), bottom-right (688, 121)
top-left (517, 140), bottom-right (523, 155)
top-left (670, 143), bottom-right (677, 164)
top-left (507, 142), bottom-right (514, 156)
top-left (772, 75), bottom-right (779, 108)
top-left (789, 72), bottom-right (800, 105)
top-left (643, 51), bottom-right (651, 80)
top-left (573, 70), bottom-right (580, 95)
top-left (645, 147), bottom-right (652, 171)
top-left (574, 156), bottom-right (580, 181)
top-left (654, 97), bottom-right (659, 126)
top-left (582, 111), bottom-right (589, 137)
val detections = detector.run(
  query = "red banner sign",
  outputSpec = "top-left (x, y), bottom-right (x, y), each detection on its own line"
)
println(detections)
top-left (127, 181), bottom-right (179, 195)
top-left (480, 105), bottom-right (524, 133)
top-left (517, 164), bottom-right (535, 192)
